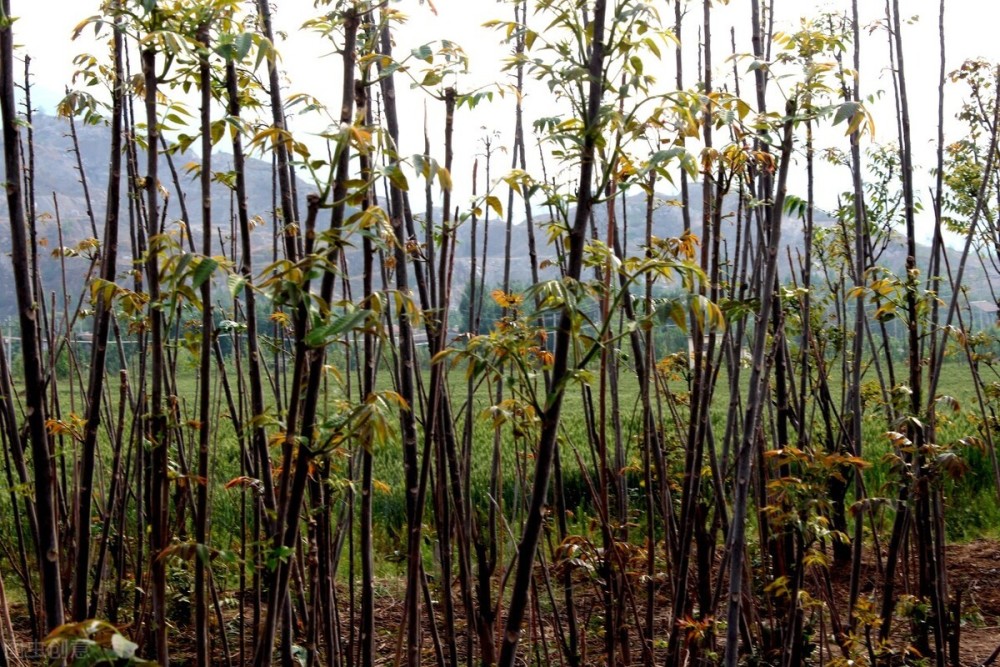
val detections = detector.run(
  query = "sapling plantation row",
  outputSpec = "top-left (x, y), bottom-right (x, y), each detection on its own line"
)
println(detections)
top-left (1, 1), bottom-right (1000, 666)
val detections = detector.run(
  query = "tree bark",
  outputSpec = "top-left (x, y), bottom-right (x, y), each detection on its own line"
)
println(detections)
top-left (497, 2), bottom-right (608, 665)
top-left (0, 0), bottom-right (64, 633)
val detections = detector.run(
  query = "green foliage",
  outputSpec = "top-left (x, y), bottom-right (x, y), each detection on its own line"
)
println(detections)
top-left (6, 2), bottom-right (1000, 666)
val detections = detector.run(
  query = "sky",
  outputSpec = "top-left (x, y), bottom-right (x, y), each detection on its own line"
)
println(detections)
top-left (9, 0), bottom-right (1000, 244)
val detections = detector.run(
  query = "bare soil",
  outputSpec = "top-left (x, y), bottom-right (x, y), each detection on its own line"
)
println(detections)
top-left (5, 540), bottom-right (1000, 665)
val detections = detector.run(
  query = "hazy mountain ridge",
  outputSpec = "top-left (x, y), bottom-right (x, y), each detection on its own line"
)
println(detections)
top-left (0, 112), bottom-right (305, 317)
top-left (0, 113), bottom-right (996, 318)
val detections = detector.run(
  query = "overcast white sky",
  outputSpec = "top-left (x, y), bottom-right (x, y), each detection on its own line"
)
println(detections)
top-left (9, 0), bottom-right (1000, 242)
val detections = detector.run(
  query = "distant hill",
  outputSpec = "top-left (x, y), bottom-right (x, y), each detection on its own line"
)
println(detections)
top-left (0, 113), bottom-right (995, 321)
top-left (0, 112), bottom-right (306, 318)
top-left (451, 190), bottom-right (1000, 312)
top-left (9, 111), bottom-right (289, 241)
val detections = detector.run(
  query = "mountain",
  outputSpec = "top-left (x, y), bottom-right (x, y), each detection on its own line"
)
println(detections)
top-left (0, 112), bottom-right (307, 318)
top-left (0, 113), bottom-right (995, 322)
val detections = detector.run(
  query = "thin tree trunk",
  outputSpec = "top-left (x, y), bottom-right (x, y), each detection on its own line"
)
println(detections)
top-left (195, 20), bottom-right (214, 667)
top-left (72, 0), bottom-right (123, 622)
top-left (0, 0), bottom-right (64, 632)
top-left (723, 101), bottom-right (797, 667)
top-left (376, 16), bottom-right (426, 667)
top-left (141, 40), bottom-right (170, 667)
top-left (497, 2), bottom-right (607, 665)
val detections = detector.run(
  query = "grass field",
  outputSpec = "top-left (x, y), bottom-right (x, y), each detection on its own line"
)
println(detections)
top-left (4, 346), bottom-right (999, 593)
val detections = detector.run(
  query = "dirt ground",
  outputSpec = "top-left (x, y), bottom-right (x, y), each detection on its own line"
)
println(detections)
top-left (364, 540), bottom-right (1000, 665)
top-left (5, 540), bottom-right (1000, 665)
top-left (819, 539), bottom-right (1000, 666)
top-left (943, 540), bottom-right (1000, 665)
